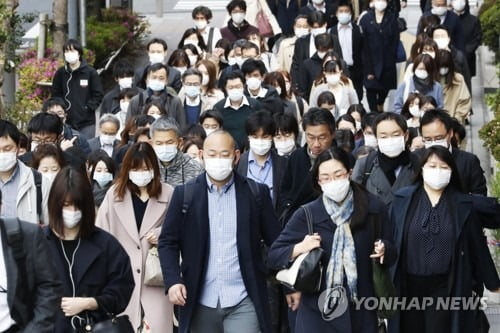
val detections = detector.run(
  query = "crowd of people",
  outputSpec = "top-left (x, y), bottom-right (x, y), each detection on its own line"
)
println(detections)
top-left (0, 0), bottom-right (498, 332)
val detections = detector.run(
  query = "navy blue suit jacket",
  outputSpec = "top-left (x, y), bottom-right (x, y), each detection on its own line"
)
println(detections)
top-left (158, 172), bottom-right (281, 333)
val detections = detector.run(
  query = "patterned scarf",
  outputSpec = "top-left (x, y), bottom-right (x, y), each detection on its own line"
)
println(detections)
top-left (322, 189), bottom-right (357, 302)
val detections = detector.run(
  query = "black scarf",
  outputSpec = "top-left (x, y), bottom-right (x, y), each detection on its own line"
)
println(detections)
top-left (377, 149), bottom-right (410, 185)
top-left (413, 75), bottom-right (433, 95)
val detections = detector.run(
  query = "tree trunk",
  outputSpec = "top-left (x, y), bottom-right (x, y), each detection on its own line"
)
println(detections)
top-left (52, 0), bottom-right (68, 58)
top-left (0, 0), bottom-right (19, 118)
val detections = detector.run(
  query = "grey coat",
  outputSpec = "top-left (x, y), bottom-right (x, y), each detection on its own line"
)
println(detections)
top-left (158, 151), bottom-right (203, 187)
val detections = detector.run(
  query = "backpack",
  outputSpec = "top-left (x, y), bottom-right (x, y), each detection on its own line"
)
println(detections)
top-left (31, 169), bottom-right (42, 223)
top-left (360, 150), bottom-right (378, 187)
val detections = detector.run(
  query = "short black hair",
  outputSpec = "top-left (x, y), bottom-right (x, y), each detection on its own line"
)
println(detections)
top-left (315, 33), bottom-right (333, 50)
top-left (63, 39), bottom-right (83, 56)
top-left (420, 109), bottom-right (453, 133)
top-left (182, 68), bottom-right (203, 82)
top-left (273, 112), bottom-right (299, 138)
top-left (450, 117), bottom-right (466, 147)
top-left (317, 91), bottom-right (336, 106)
top-left (336, 0), bottom-right (354, 13)
top-left (241, 41), bottom-right (260, 55)
top-left (421, 95), bottom-right (438, 108)
top-left (311, 147), bottom-right (352, 193)
top-left (135, 115), bottom-right (156, 127)
top-left (307, 10), bottom-right (327, 26)
top-left (27, 112), bottom-right (63, 135)
top-left (347, 104), bottom-right (367, 119)
top-left (337, 114), bottom-right (356, 129)
top-left (42, 97), bottom-right (66, 112)
top-left (112, 60), bottom-right (134, 79)
top-left (200, 109), bottom-right (224, 128)
top-left (373, 112), bottom-right (408, 137)
top-left (0, 120), bottom-right (21, 146)
top-left (294, 14), bottom-right (308, 24)
top-left (182, 124), bottom-right (207, 141)
top-left (241, 59), bottom-right (267, 76)
top-left (335, 129), bottom-right (355, 153)
top-left (415, 146), bottom-right (463, 192)
top-left (302, 107), bottom-right (336, 134)
top-left (227, 0), bottom-right (246, 13)
top-left (223, 70), bottom-right (245, 90)
top-left (147, 38), bottom-right (168, 51)
top-left (245, 111), bottom-right (276, 136)
top-left (429, 24), bottom-right (450, 38)
top-left (192, 6), bottom-right (213, 20)
top-left (147, 63), bottom-right (169, 76)
top-left (118, 87), bottom-right (140, 100)
top-left (361, 112), bottom-right (378, 131)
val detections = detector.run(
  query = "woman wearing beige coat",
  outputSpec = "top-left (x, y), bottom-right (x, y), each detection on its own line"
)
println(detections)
top-left (224, 0), bottom-right (282, 35)
top-left (96, 142), bottom-right (174, 332)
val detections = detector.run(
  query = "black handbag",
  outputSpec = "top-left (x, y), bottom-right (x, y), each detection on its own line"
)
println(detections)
top-left (276, 205), bottom-right (323, 293)
top-left (79, 311), bottom-right (135, 333)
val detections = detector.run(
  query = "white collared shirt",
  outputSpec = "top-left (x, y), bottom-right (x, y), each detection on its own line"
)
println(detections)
top-left (99, 137), bottom-right (114, 157)
top-left (224, 96), bottom-right (250, 110)
top-left (248, 87), bottom-right (268, 99)
top-left (185, 95), bottom-right (201, 107)
top-left (0, 234), bottom-right (15, 330)
top-left (199, 26), bottom-right (222, 52)
top-left (309, 34), bottom-right (317, 58)
top-left (337, 22), bottom-right (354, 66)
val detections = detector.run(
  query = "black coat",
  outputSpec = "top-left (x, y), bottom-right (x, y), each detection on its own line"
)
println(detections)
top-left (100, 85), bottom-right (121, 115)
top-left (158, 173), bottom-right (281, 333)
top-left (43, 227), bottom-right (134, 333)
top-left (236, 150), bottom-right (287, 210)
top-left (458, 10), bottom-right (482, 77)
top-left (133, 64), bottom-right (182, 93)
top-left (0, 219), bottom-right (63, 332)
top-left (290, 34), bottom-right (343, 92)
top-left (388, 185), bottom-right (500, 333)
top-left (297, 53), bottom-right (323, 101)
top-left (298, 3), bottom-right (338, 28)
top-left (269, 184), bottom-right (397, 333)
top-left (359, 9), bottom-right (399, 90)
top-left (269, 0), bottom-right (308, 35)
top-left (51, 61), bottom-right (104, 130)
top-left (418, 10), bottom-right (465, 53)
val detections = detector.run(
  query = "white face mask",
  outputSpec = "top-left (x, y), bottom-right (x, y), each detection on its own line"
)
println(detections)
top-left (364, 134), bottom-right (378, 148)
top-left (312, 0), bottom-right (324, 4)
top-left (150, 113), bottom-right (161, 120)
top-left (194, 19), bottom-right (208, 30)
top-left (235, 56), bottom-right (245, 68)
top-left (129, 170), bottom-right (154, 187)
top-left (154, 144), bottom-right (178, 162)
top-left (205, 128), bottom-right (217, 136)
top-left (452, 0), bottom-right (466, 12)
top-left (64, 51), bottom-right (79, 65)
top-left (321, 178), bottom-right (350, 203)
top-left (147, 79), bottom-right (166, 92)
top-left (201, 74), bottom-right (210, 86)
top-left (294, 27), bottom-right (309, 38)
top-left (275, 87), bottom-right (282, 96)
top-left (424, 138), bottom-right (449, 149)
top-left (274, 138), bottom-right (296, 156)
top-left (204, 158), bottom-right (233, 181)
top-left (422, 167), bottom-right (451, 190)
top-left (62, 209), bottom-right (82, 229)
top-left (409, 105), bottom-right (422, 118)
top-left (188, 55), bottom-right (199, 67)
top-left (316, 51), bottom-right (327, 59)
top-left (422, 51), bottom-right (436, 59)
top-left (0, 152), bottom-right (17, 172)
top-left (414, 69), bottom-right (429, 80)
top-left (246, 77), bottom-right (262, 91)
top-left (431, 6), bottom-right (448, 16)
top-left (120, 101), bottom-right (130, 113)
top-left (249, 138), bottom-right (272, 156)
top-left (100, 134), bottom-right (116, 146)
top-left (118, 77), bottom-right (133, 90)
top-left (228, 88), bottom-right (244, 101)
top-left (311, 27), bottom-right (327, 36)
top-left (232, 13), bottom-right (246, 25)
top-left (93, 171), bottom-right (113, 187)
top-left (174, 67), bottom-right (187, 75)
top-left (228, 57), bottom-right (237, 66)
top-left (149, 52), bottom-right (165, 64)
top-left (378, 136), bottom-right (405, 158)
top-left (434, 37), bottom-right (450, 50)
top-left (185, 85), bottom-right (201, 98)
top-left (42, 171), bottom-right (58, 182)
top-left (31, 141), bottom-right (39, 152)
top-left (326, 73), bottom-right (341, 86)
top-left (439, 67), bottom-right (449, 76)
top-left (373, 0), bottom-right (387, 12)
top-left (337, 13), bottom-right (352, 25)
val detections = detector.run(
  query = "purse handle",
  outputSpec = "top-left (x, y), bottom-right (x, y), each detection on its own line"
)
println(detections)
top-left (302, 205), bottom-right (314, 236)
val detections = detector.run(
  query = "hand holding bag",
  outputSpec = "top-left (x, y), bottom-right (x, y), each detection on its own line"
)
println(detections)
top-left (276, 205), bottom-right (323, 293)
top-left (144, 246), bottom-right (164, 287)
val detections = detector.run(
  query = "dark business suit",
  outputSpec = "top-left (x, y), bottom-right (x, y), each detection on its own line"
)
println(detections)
top-left (330, 21), bottom-right (364, 100)
top-left (388, 185), bottom-right (500, 333)
top-left (290, 34), bottom-right (343, 93)
top-left (0, 219), bottom-right (62, 332)
top-left (43, 227), bottom-right (134, 333)
top-left (87, 136), bottom-right (120, 159)
top-left (417, 10), bottom-right (465, 53)
top-left (133, 64), bottom-right (182, 93)
top-left (236, 150), bottom-right (287, 211)
top-left (158, 173), bottom-right (281, 333)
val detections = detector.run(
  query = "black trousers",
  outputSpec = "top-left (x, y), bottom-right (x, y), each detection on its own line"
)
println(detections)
top-left (366, 89), bottom-right (389, 112)
top-left (401, 274), bottom-right (451, 333)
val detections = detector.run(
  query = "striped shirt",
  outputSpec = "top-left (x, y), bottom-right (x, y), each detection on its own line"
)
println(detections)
top-left (199, 174), bottom-right (248, 308)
